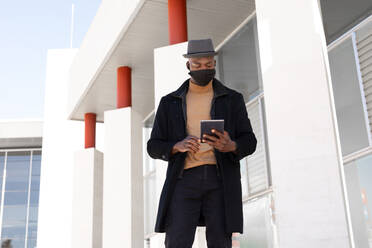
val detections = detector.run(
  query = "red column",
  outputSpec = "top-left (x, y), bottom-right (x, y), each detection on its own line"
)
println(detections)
top-left (168, 0), bottom-right (188, 45)
top-left (117, 66), bottom-right (132, 108)
top-left (84, 113), bottom-right (96, 148)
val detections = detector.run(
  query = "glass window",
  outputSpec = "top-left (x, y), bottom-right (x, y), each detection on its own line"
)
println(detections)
top-left (1, 151), bottom-right (30, 247)
top-left (327, 18), bottom-right (372, 246)
top-left (144, 172), bottom-right (157, 236)
top-left (246, 100), bottom-right (269, 195)
top-left (31, 151), bottom-right (41, 177)
top-left (328, 37), bottom-right (370, 155)
top-left (143, 112), bottom-right (155, 176)
top-left (355, 19), bottom-right (372, 143)
top-left (214, 14), bottom-right (273, 247)
top-left (240, 159), bottom-right (249, 198)
top-left (0, 153), bottom-right (5, 209)
top-left (142, 112), bottom-right (158, 236)
top-left (0, 150), bottom-right (42, 248)
top-left (345, 153), bottom-right (372, 247)
top-left (234, 195), bottom-right (275, 247)
top-left (216, 16), bottom-right (262, 102)
top-left (216, 15), bottom-right (270, 198)
top-left (27, 238), bottom-right (37, 248)
top-left (27, 150), bottom-right (42, 243)
top-left (26, 206), bottom-right (38, 246)
top-left (143, 127), bottom-right (155, 176)
top-left (5, 151), bottom-right (30, 192)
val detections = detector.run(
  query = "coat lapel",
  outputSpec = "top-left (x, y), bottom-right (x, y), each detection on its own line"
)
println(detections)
top-left (169, 77), bottom-right (229, 127)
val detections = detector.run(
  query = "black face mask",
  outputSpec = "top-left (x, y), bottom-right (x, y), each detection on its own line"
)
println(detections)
top-left (188, 68), bottom-right (216, 86)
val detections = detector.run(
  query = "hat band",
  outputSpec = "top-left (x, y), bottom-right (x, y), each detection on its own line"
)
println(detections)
top-left (186, 50), bottom-right (216, 54)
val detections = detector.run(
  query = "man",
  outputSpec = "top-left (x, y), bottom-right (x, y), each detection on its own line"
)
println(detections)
top-left (147, 38), bottom-right (257, 247)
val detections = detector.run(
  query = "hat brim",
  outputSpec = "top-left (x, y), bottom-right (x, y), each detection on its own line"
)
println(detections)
top-left (182, 51), bottom-right (218, 58)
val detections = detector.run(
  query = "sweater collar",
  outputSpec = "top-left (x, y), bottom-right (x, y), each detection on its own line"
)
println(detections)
top-left (170, 77), bottom-right (228, 99)
top-left (188, 78), bottom-right (213, 94)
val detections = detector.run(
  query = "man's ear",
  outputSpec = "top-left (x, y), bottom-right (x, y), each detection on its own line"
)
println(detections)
top-left (186, 61), bottom-right (190, 70)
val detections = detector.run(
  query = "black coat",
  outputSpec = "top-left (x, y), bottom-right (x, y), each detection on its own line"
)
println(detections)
top-left (147, 77), bottom-right (257, 234)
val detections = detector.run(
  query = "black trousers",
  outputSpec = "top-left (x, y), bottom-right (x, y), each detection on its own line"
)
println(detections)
top-left (164, 164), bottom-right (232, 248)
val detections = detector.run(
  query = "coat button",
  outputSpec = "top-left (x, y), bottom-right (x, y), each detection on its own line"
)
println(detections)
top-left (162, 155), bottom-right (166, 159)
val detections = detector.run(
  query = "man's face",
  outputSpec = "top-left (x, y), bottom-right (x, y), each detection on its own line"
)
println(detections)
top-left (187, 56), bottom-right (216, 71)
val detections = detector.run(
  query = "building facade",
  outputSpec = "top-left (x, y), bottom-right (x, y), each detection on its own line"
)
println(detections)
top-left (0, 120), bottom-right (43, 248)
top-left (37, 0), bottom-right (372, 247)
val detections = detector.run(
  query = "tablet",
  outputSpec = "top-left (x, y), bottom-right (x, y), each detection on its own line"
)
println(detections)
top-left (200, 119), bottom-right (224, 143)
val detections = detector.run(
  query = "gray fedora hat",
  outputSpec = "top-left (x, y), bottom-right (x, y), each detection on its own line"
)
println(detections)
top-left (182, 38), bottom-right (218, 58)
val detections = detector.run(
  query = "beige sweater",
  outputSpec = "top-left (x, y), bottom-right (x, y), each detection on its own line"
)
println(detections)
top-left (184, 79), bottom-right (217, 170)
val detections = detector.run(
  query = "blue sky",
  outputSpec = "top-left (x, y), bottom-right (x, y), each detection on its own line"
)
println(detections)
top-left (0, 0), bottom-right (101, 119)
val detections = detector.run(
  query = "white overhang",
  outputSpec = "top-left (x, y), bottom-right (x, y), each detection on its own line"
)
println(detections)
top-left (67, 0), bottom-right (255, 122)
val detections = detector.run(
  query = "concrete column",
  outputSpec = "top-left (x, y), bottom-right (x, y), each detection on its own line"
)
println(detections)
top-left (168, 0), bottom-right (188, 45)
top-left (71, 148), bottom-right (103, 248)
top-left (154, 42), bottom-right (188, 106)
top-left (103, 107), bottom-right (143, 247)
top-left (255, 0), bottom-right (353, 246)
top-left (85, 112), bottom-right (96, 148)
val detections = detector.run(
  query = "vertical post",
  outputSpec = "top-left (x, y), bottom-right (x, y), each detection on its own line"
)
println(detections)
top-left (168, 0), bottom-right (188, 45)
top-left (117, 66), bottom-right (132, 108)
top-left (103, 65), bottom-right (143, 247)
top-left (84, 113), bottom-right (96, 148)
top-left (254, 0), bottom-right (353, 246)
top-left (71, 149), bottom-right (103, 248)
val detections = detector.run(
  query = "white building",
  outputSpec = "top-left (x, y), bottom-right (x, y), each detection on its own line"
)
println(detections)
top-left (33, 0), bottom-right (372, 247)
top-left (0, 119), bottom-right (43, 247)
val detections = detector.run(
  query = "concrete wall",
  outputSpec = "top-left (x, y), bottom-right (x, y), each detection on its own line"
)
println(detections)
top-left (103, 107), bottom-right (144, 248)
top-left (37, 48), bottom-right (105, 248)
top-left (255, 0), bottom-right (352, 246)
top-left (0, 119), bottom-right (42, 139)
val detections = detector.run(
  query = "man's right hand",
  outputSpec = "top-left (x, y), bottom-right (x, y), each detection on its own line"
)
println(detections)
top-left (171, 135), bottom-right (200, 155)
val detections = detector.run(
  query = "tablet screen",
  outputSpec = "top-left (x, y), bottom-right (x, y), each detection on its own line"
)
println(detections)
top-left (200, 119), bottom-right (224, 143)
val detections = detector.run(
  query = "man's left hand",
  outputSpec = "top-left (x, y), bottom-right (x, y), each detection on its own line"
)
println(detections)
top-left (200, 129), bottom-right (237, 153)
